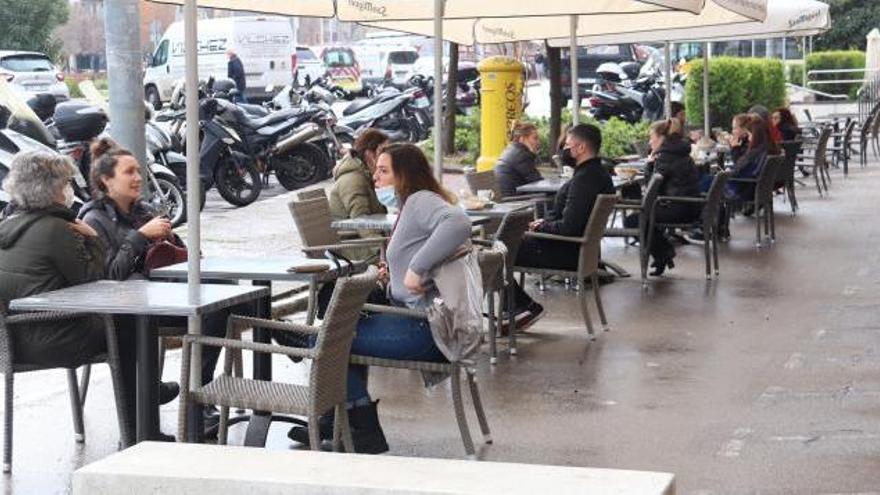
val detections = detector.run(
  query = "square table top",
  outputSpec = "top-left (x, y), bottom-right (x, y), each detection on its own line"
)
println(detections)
top-left (150, 255), bottom-right (361, 284)
top-left (462, 200), bottom-right (535, 218)
top-left (331, 213), bottom-right (491, 232)
top-left (9, 280), bottom-right (269, 317)
top-left (516, 176), bottom-right (638, 195)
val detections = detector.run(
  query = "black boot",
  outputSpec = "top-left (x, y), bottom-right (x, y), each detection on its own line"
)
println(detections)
top-left (349, 401), bottom-right (389, 454)
top-left (287, 412), bottom-right (335, 446)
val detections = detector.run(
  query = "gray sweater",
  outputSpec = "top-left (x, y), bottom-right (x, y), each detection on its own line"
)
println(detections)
top-left (386, 190), bottom-right (471, 308)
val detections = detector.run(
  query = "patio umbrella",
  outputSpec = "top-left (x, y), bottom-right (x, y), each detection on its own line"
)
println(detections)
top-left (865, 29), bottom-right (880, 84)
top-left (541, 0), bottom-right (829, 138)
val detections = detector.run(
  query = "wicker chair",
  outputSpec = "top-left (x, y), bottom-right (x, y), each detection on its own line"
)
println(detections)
top-left (513, 195), bottom-right (618, 339)
top-left (464, 170), bottom-right (545, 203)
top-left (728, 154), bottom-right (784, 247)
top-left (856, 107), bottom-right (877, 168)
top-left (779, 140), bottom-right (802, 214)
top-left (296, 188), bottom-right (328, 201)
top-left (288, 196), bottom-right (387, 260)
top-left (0, 309), bottom-right (131, 473)
top-left (828, 119), bottom-right (857, 176)
top-left (797, 125), bottom-right (832, 196)
top-left (649, 172), bottom-right (730, 280)
top-left (474, 208), bottom-right (534, 363)
top-left (604, 176), bottom-right (664, 289)
top-left (178, 267), bottom-right (380, 451)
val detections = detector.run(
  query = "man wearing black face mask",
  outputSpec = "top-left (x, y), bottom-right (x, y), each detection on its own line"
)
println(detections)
top-left (504, 124), bottom-right (615, 331)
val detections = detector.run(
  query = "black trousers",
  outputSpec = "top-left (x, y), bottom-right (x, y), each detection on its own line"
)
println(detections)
top-left (510, 236), bottom-right (580, 311)
top-left (649, 203), bottom-right (702, 262)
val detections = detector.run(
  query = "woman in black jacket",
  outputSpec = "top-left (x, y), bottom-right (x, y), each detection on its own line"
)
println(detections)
top-left (645, 118), bottom-right (702, 276)
top-left (494, 121), bottom-right (543, 197)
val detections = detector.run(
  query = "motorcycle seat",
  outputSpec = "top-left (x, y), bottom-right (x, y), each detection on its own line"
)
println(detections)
top-left (238, 103), bottom-right (270, 118)
top-left (241, 108), bottom-right (304, 130)
top-left (342, 99), bottom-right (374, 116)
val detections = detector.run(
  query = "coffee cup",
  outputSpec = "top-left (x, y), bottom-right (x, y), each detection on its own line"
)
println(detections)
top-left (477, 189), bottom-right (494, 202)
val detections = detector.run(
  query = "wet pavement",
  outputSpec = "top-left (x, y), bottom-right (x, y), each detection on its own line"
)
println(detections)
top-left (4, 160), bottom-right (880, 494)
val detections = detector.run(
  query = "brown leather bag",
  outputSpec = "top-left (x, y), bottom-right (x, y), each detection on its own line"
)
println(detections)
top-left (144, 239), bottom-right (188, 271)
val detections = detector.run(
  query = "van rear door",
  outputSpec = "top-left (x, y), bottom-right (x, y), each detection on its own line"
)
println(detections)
top-left (232, 17), bottom-right (294, 99)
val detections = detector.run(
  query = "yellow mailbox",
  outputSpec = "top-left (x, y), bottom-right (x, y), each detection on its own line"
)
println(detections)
top-left (475, 56), bottom-right (524, 172)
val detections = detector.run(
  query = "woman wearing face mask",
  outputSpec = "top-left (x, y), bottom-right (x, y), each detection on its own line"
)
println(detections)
top-left (288, 143), bottom-right (471, 454)
top-left (329, 129), bottom-right (389, 219)
top-left (0, 151), bottom-right (108, 368)
top-left (494, 121), bottom-right (543, 197)
top-left (79, 138), bottom-right (242, 439)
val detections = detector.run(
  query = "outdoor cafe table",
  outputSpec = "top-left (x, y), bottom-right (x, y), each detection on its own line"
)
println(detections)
top-left (516, 175), bottom-right (639, 195)
top-left (331, 213), bottom-right (492, 232)
top-left (462, 200), bottom-right (535, 219)
top-left (149, 255), bottom-right (362, 446)
top-left (8, 280), bottom-right (268, 444)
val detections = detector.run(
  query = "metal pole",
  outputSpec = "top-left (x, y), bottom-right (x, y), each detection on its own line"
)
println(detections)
top-left (703, 42), bottom-right (710, 139)
top-left (183, 0), bottom-right (202, 386)
top-left (104, 0), bottom-right (147, 178)
top-left (751, 39), bottom-right (756, 58)
top-left (802, 37), bottom-right (807, 87)
top-left (765, 39), bottom-right (772, 59)
top-left (433, 0), bottom-right (444, 180)
top-left (782, 36), bottom-right (787, 63)
top-left (664, 41), bottom-right (672, 118)
top-left (570, 15), bottom-right (579, 126)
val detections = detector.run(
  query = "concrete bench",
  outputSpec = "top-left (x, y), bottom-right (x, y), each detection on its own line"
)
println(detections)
top-left (73, 442), bottom-right (675, 495)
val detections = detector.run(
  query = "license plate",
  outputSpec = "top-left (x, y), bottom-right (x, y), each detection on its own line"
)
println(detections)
top-left (27, 85), bottom-right (49, 92)
top-left (414, 97), bottom-right (430, 109)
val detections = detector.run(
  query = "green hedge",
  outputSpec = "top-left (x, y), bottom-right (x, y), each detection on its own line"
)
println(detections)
top-left (786, 61), bottom-right (805, 86)
top-left (424, 109), bottom-right (650, 164)
top-left (685, 57), bottom-right (786, 130)
top-left (805, 50), bottom-right (865, 100)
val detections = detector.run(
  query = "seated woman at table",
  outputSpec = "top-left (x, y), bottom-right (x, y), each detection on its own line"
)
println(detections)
top-left (727, 113), bottom-right (754, 165)
top-left (770, 107), bottom-right (801, 143)
top-left (80, 138), bottom-right (238, 437)
top-left (329, 128), bottom-right (388, 219)
top-left (643, 118), bottom-right (702, 276)
top-left (728, 116), bottom-right (779, 202)
top-left (0, 151), bottom-right (108, 368)
top-left (288, 143), bottom-right (470, 454)
top-left (495, 121), bottom-right (543, 197)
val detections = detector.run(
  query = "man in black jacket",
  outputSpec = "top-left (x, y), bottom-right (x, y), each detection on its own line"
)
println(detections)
top-left (508, 124), bottom-right (615, 329)
top-left (226, 49), bottom-right (247, 103)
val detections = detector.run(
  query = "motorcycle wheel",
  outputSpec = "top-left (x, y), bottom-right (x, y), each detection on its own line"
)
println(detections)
top-left (215, 156), bottom-right (262, 207)
top-left (274, 143), bottom-right (329, 191)
top-left (151, 174), bottom-right (187, 227)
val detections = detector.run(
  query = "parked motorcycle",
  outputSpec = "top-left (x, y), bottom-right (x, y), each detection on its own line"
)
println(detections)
top-left (586, 48), bottom-right (679, 124)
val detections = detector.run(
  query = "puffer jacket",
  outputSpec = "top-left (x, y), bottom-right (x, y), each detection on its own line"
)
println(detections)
top-left (646, 137), bottom-right (700, 198)
top-left (79, 198), bottom-right (156, 281)
top-left (328, 153), bottom-right (386, 220)
top-left (0, 206), bottom-right (106, 366)
top-left (494, 142), bottom-right (542, 197)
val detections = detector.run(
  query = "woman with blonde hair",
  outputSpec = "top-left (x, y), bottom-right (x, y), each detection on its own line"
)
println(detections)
top-left (644, 118), bottom-right (701, 276)
top-left (494, 120), bottom-right (543, 197)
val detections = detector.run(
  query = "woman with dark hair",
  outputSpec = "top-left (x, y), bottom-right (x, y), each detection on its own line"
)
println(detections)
top-left (79, 138), bottom-right (241, 439)
top-left (494, 121), bottom-right (543, 197)
top-left (726, 117), bottom-right (779, 217)
top-left (329, 128), bottom-right (389, 220)
top-left (288, 143), bottom-right (471, 454)
top-left (770, 107), bottom-right (801, 142)
top-left (644, 118), bottom-right (701, 275)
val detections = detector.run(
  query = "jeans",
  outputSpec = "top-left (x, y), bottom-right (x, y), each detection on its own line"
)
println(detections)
top-left (346, 313), bottom-right (445, 403)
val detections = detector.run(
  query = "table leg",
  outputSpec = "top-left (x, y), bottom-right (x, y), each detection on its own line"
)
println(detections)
top-left (245, 280), bottom-right (272, 448)
top-left (135, 315), bottom-right (159, 442)
top-left (305, 279), bottom-right (318, 326)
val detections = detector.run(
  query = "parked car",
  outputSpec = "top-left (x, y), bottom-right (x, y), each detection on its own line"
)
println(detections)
top-left (355, 46), bottom-right (419, 88)
top-left (144, 16), bottom-right (295, 109)
top-left (560, 44), bottom-right (639, 102)
top-left (0, 51), bottom-right (69, 102)
top-left (293, 45), bottom-right (325, 86)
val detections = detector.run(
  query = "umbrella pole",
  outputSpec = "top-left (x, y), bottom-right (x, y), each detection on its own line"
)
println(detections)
top-left (569, 15), bottom-right (579, 126)
top-left (802, 37), bottom-right (807, 87)
top-left (664, 41), bottom-right (672, 119)
top-left (433, 0), bottom-right (445, 181)
top-left (703, 42), bottom-right (710, 139)
top-left (184, 0), bottom-right (202, 384)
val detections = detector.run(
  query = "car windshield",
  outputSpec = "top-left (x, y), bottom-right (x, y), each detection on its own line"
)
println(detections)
top-left (324, 50), bottom-right (354, 67)
top-left (297, 48), bottom-right (317, 61)
top-left (389, 51), bottom-right (418, 65)
top-left (0, 55), bottom-right (53, 73)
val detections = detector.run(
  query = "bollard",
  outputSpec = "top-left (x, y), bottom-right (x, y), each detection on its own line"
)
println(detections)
top-left (476, 57), bottom-right (525, 172)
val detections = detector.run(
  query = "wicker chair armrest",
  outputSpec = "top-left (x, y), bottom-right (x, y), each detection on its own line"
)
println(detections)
top-left (361, 304), bottom-right (426, 319)
top-left (228, 315), bottom-right (320, 336)
top-left (270, 285), bottom-right (309, 302)
top-left (6, 311), bottom-right (92, 325)
top-left (300, 239), bottom-right (385, 253)
top-left (612, 203), bottom-right (643, 211)
top-left (524, 231), bottom-right (582, 244)
top-left (180, 334), bottom-right (315, 360)
top-left (655, 196), bottom-right (708, 205)
top-left (498, 193), bottom-right (547, 203)
top-left (727, 177), bottom-right (757, 184)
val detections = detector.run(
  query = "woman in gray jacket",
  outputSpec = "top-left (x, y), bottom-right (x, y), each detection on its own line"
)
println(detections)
top-left (494, 121), bottom-right (543, 197)
top-left (289, 144), bottom-right (472, 454)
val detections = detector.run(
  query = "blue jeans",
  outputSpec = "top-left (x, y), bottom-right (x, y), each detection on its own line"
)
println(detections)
top-left (346, 313), bottom-right (445, 403)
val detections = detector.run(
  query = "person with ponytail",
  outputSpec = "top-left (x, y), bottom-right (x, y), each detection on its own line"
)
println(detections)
top-left (644, 118), bottom-right (701, 276)
top-left (494, 121), bottom-right (543, 197)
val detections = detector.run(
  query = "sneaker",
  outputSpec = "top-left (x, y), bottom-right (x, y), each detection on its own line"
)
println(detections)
top-left (500, 303), bottom-right (545, 335)
top-left (159, 382), bottom-right (180, 405)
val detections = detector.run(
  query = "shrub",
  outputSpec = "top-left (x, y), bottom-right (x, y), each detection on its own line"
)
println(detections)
top-left (786, 61), bottom-right (805, 86)
top-left (64, 76), bottom-right (83, 98)
top-left (805, 50), bottom-right (865, 100)
top-left (685, 57), bottom-right (785, 130)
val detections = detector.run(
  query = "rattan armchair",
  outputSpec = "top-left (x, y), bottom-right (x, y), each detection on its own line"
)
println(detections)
top-left (465, 170), bottom-right (546, 203)
top-left (0, 309), bottom-right (130, 473)
top-left (514, 195), bottom-right (618, 339)
top-left (604, 175), bottom-right (664, 289)
top-left (178, 267), bottom-right (379, 452)
top-left (727, 154), bottom-right (784, 247)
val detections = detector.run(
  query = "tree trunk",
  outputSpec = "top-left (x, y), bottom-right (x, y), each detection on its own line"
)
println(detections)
top-left (547, 43), bottom-right (562, 161)
top-left (443, 42), bottom-right (460, 156)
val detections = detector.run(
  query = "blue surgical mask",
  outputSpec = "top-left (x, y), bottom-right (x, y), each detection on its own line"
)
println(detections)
top-left (375, 185), bottom-right (399, 210)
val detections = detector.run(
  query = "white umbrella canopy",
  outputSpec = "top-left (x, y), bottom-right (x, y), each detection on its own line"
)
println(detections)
top-left (865, 28), bottom-right (880, 79)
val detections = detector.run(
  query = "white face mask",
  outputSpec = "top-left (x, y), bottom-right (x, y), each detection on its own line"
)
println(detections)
top-left (375, 185), bottom-right (399, 210)
top-left (62, 183), bottom-right (76, 209)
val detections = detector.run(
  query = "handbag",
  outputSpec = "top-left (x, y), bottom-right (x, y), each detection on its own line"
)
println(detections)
top-left (144, 239), bottom-right (188, 271)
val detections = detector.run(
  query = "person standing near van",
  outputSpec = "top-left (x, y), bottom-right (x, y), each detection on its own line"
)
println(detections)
top-left (226, 48), bottom-right (247, 103)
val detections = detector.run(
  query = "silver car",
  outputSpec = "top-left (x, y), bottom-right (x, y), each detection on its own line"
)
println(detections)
top-left (0, 51), bottom-right (70, 102)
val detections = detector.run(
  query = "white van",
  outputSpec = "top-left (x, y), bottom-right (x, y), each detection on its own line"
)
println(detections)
top-left (354, 45), bottom-right (419, 88)
top-left (144, 16), bottom-right (294, 108)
